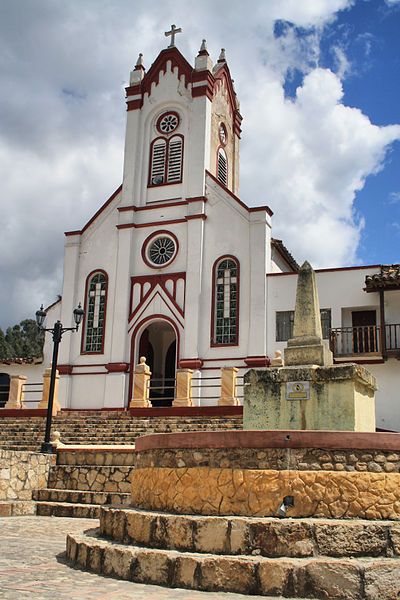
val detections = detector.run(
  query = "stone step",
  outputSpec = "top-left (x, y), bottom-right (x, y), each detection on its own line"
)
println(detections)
top-left (66, 528), bottom-right (400, 599)
top-left (37, 501), bottom-right (100, 519)
top-left (101, 507), bottom-right (400, 559)
top-left (48, 465), bottom-right (133, 492)
top-left (33, 488), bottom-right (131, 506)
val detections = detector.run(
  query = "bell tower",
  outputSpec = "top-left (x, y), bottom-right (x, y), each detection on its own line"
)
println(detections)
top-left (120, 29), bottom-right (242, 209)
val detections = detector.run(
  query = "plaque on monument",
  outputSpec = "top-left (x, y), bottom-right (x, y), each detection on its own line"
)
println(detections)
top-left (286, 381), bottom-right (310, 400)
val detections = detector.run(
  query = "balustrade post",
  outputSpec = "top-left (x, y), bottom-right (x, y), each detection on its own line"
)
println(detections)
top-left (5, 375), bottom-right (27, 409)
top-left (38, 367), bottom-right (61, 415)
top-left (130, 357), bottom-right (152, 408)
top-left (219, 367), bottom-right (239, 406)
top-left (173, 369), bottom-right (193, 407)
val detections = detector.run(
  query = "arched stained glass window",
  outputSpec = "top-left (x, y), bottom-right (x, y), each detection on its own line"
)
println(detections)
top-left (83, 271), bottom-right (107, 353)
top-left (213, 257), bottom-right (239, 345)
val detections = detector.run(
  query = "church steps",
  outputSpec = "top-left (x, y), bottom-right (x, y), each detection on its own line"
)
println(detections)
top-left (0, 412), bottom-right (243, 451)
top-left (37, 501), bottom-right (101, 519)
top-left (66, 526), bottom-right (400, 599)
top-left (33, 488), bottom-right (131, 506)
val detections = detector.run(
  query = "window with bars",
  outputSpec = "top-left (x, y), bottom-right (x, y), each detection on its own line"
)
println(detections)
top-left (217, 148), bottom-right (227, 186)
top-left (83, 272), bottom-right (107, 353)
top-left (276, 309), bottom-right (331, 341)
top-left (149, 135), bottom-right (183, 186)
top-left (213, 258), bottom-right (239, 345)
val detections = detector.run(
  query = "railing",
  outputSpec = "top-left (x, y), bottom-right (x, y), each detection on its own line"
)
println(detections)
top-left (131, 360), bottom-right (243, 408)
top-left (385, 324), bottom-right (400, 353)
top-left (330, 324), bottom-right (400, 357)
top-left (329, 326), bottom-right (380, 356)
top-left (21, 382), bottom-right (44, 409)
top-left (147, 377), bottom-right (176, 407)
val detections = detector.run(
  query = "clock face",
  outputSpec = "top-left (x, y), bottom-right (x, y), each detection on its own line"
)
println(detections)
top-left (219, 123), bottom-right (227, 145)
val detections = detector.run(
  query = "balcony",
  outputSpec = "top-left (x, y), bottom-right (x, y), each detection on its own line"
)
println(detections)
top-left (329, 324), bottom-right (400, 359)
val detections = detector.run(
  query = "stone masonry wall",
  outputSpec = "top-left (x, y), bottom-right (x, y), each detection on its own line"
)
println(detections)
top-left (0, 449), bottom-right (55, 501)
top-left (136, 447), bottom-right (400, 473)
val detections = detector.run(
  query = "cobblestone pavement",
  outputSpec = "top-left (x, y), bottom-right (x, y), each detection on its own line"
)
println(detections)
top-left (0, 516), bottom-right (298, 600)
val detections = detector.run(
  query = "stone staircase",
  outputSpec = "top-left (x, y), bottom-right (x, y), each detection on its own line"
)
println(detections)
top-left (67, 506), bottom-right (400, 598)
top-left (0, 411), bottom-right (243, 451)
top-left (33, 447), bottom-right (135, 518)
top-left (0, 411), bottom-right (242, 518)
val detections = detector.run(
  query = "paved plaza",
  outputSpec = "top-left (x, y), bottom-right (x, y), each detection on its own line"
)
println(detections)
top-left (0, 516), bottom-right (295, 600)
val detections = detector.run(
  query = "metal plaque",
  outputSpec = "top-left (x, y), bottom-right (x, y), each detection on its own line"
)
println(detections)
top-left (286, 381), bottom-right (310, 400)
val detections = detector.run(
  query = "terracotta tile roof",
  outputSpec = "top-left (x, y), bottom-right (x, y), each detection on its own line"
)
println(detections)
top-left (271, 238), bottom-right (299, 272)
top-left (365, 264), bottom-right (400, 291)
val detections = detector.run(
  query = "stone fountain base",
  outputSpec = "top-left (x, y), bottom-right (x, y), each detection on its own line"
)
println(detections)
top-left (66, 430), bottom-right (400, 598)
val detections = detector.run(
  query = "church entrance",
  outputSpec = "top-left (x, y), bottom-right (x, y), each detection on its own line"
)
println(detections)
top-left (138, 320), bottom-right (177, 407)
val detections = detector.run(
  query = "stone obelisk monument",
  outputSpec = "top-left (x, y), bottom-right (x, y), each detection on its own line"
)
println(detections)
top-left (244, 261), bottom-right (377, 431)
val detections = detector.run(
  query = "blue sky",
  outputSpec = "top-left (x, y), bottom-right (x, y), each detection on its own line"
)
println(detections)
top-left (0, 0), bottom-right (399, 328)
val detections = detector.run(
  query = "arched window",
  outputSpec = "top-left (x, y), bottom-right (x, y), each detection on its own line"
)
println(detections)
top-left (212, 256), bottom-right (239, 346)
top-left (82, 270), bottom-right (108, 354)
top-left (149, 135), bottom-right (183, 186)
top-left (217, 148), bottom-right (227, 187)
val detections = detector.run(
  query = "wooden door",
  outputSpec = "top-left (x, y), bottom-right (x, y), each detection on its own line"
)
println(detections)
top-left (352, 311), bottom-right (377, 353)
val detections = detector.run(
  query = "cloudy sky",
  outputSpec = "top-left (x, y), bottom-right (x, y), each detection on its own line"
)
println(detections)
top-left (1, 0), bottom-right (399, 329)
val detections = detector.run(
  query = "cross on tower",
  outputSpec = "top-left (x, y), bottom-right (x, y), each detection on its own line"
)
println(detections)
top-left (89, 283), bottom-right (105, 329)
top-left (164, 24), bottom-right (182, 48)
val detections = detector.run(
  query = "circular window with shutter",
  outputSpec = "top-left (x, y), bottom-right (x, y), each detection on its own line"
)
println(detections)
top-left (156, 111), bottom-right (180, 134)
top-left (142, 231), bottom-right (179, 268)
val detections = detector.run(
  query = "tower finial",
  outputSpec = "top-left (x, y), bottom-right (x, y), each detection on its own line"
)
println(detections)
top-left (218, 48), bottom-right (226, 62)
top-left (200, 39), bottom-right (208, 53)
top-left (135, 53), bottom-right (144, 70)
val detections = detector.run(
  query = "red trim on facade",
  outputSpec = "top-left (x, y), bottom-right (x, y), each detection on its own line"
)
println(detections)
top-left (57, 364), bottom-right (73, 375)
top-left (105, 362), bottom-right (130, 373)
top-left (116, 215), bottom-right (206, 230)
top-left (244, 356), bottom-right (271, 367)
top-left (0, 409), bottom-right (48, 418)
top-left (206, 170), bottom-right (273, 216)
top-left (141, 230), bottom-right (180, 270)
top-left (210, 255), bottom-right (240, 348)
top-left (80, 269), bottom-right (109, 356)
top-left (128, 314), bottom-right (181, 406)
top-left (135, 429), bottom-right (400, 452)
top-left (118, 197), bottom-right (207, 213)
top-left (129, 272), bottom-right (186, 324)
top-left (127, 99), bottom-right (143, 111)
top-left (65, 185), bottom-right (122, 237)
top-left (267, 264), bottom-right (382, 277)
top-left (178, 358), bottom-right (204, 369)
top-left (130, 405), bottom-right (243, 417)
top-left (334, 358), bottom-right (385, 365)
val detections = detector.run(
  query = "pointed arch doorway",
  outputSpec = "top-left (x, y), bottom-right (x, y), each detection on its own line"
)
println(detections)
top-left (137, 319), bottom-right (177, 407)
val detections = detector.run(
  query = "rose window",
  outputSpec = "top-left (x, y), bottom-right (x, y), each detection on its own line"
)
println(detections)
top-left (148, 236), bottom-right (176, 265)
top-left (157, 112), bottom-right (179, 134)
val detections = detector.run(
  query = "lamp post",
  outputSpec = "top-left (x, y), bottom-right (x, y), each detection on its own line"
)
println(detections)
top-left (35, 303), bottom-right (84, 453)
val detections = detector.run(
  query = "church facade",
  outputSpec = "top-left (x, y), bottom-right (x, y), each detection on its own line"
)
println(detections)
top-left (35, 36), bottom-right (400, 430)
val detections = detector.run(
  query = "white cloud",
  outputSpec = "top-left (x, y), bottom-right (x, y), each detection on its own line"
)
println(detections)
top-left (0, 0), bottom-right (399, 327)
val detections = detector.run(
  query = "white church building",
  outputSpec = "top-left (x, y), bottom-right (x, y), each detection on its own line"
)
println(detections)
top-left (5, 32), bottom-right (400, 429)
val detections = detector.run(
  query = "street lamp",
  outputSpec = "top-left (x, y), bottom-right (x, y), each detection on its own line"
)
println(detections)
top-left (36, 303), bottom-right (84, 453)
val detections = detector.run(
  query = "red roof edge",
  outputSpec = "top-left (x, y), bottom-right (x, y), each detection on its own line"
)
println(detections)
top-left (64, 184), bottom-right (123, 237)
top-left (205, 170), bottom-right (273, 216)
